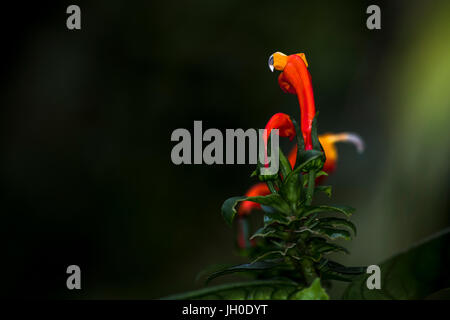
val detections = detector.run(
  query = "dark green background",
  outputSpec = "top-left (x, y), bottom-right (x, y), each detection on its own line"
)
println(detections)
top-left (1, 0), bottom-right (449, 298)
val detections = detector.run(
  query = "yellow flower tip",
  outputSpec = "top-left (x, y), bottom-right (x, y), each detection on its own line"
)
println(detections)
top-left (295, 53), bottom-right (308, 67)
top-left (268, 52), bottom-right (287, 72)
top-left (268, 52), bottom-right (309, 72)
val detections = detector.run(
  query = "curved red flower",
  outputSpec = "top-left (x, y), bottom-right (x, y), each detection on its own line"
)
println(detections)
top-left (262, 113), bottom-right (296, 168)
top-left (264, 113), bottom-right (296, 142)
top-left (269, 52), bottom-right (316, 150)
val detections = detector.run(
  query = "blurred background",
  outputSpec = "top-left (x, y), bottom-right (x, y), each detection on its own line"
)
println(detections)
top-left (1, 0), bottom-right (449, 299)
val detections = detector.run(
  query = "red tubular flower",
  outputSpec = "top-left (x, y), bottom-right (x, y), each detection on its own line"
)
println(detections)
top-left (262, 112), bottom-right (296, 167)
top-left (269, 52), bottom-right (316, 150)
top-left (264, 113), bottom-right (296, 142)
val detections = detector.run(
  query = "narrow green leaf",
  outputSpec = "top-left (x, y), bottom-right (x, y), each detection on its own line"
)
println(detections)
top-left (321, 270), bottom-right (360, 282)
top-left (323, 260), bottom-right (366, 274)
top-left (221, 196), bottom-right (247, 227)
top-left (315, 185), bottom-right (332, 198)
top-left (250, 227), bottom-right (276, 240)
top-left (316, 217), bottom-right (357, 235)
top-left (315, 171), bottom-right (328, 178)
top-left (301, 205), bottom-right (355, 218)
top-left (315, 242), bottom-right (350, 255)
top-left (206, 259), bottom-right (283, 283)
top-left (291, 117), bottom-right (305, 169)
top-left (312, 227), bottom-right (352, 241)
top-left (264, 211), bottom-right (290, 226)
top-left (247, 194), bottom-right (292, 214)
top-left (161, 280), bottom-right (302, 300)
top-left (252, 243), bottom-right (296, 263)
top-left (310, 113), bottom-right (324, 152)
top-left (221, 194), bottom-right (291, 226)
top-left (319, 259), bottom-right (366, 282)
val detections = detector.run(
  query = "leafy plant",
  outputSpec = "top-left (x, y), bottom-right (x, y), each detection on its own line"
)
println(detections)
top-left (164, 52), bottom-right (366, 300)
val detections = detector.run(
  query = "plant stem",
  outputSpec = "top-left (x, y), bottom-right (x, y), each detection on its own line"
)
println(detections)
top-left (299, 258), bottom-right (318, 286)
top-left (305, 169), bottom-right (316, 206)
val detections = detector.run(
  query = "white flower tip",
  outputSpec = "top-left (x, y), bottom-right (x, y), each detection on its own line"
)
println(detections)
top-left (345, 133), bottom-right (365, 153)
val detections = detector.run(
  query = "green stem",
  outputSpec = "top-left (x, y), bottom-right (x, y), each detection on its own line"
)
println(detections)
top-left (299, 258), bottom-right (318, 286)
top-left (305, 170), bottom-right (316, 206)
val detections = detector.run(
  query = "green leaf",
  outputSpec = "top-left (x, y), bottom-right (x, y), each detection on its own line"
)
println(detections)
top-left (279, 171), bottom-right (302, 206)
top-left (319, 259), bottom-right (366, 282)
top-left (310, 113), bottom-right (324, 153)
top-left (316, 217), bottom-right (357, 236)
top-left (251, 242), bottom-right (297, 262)
top-left (312, 227), bottom-right (352, 241)
top-left (221, 194), bottom-right (291, 226)
top-left (195, 263), bottom-right (233, 283)
top-left (321, 270), bottom-right (361, 282)
top-left (161, 280), bottom-right (305, 300)
top-left (315, 171), bottom-right (328, 178)
top-left (322, 260), bottom-right (366, 274)
top-left (342, 228), bottom-right (450, 300)
top-left (221, 196), bottom-right (246, 227)
top-left (291, 117), bottom-right (305, 169)
top-left (289, 278), bottom-right (329, 300)
top-left (315, 242), bottom-right (350, 255)
top-left (315, 185), bottom-right (332, 198)
top-left (301, 205), bottom-right (355, 218)
top-left (263, 211), bottom-right (290, 226)
top-left (206, 259), bottom-right (283, 283)
top-left (250, 227), bottom-right (276, 240)
top-left (292, 150), bottom-right (324, 175)
top-left (247, 194), bottom-right (291, 214)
